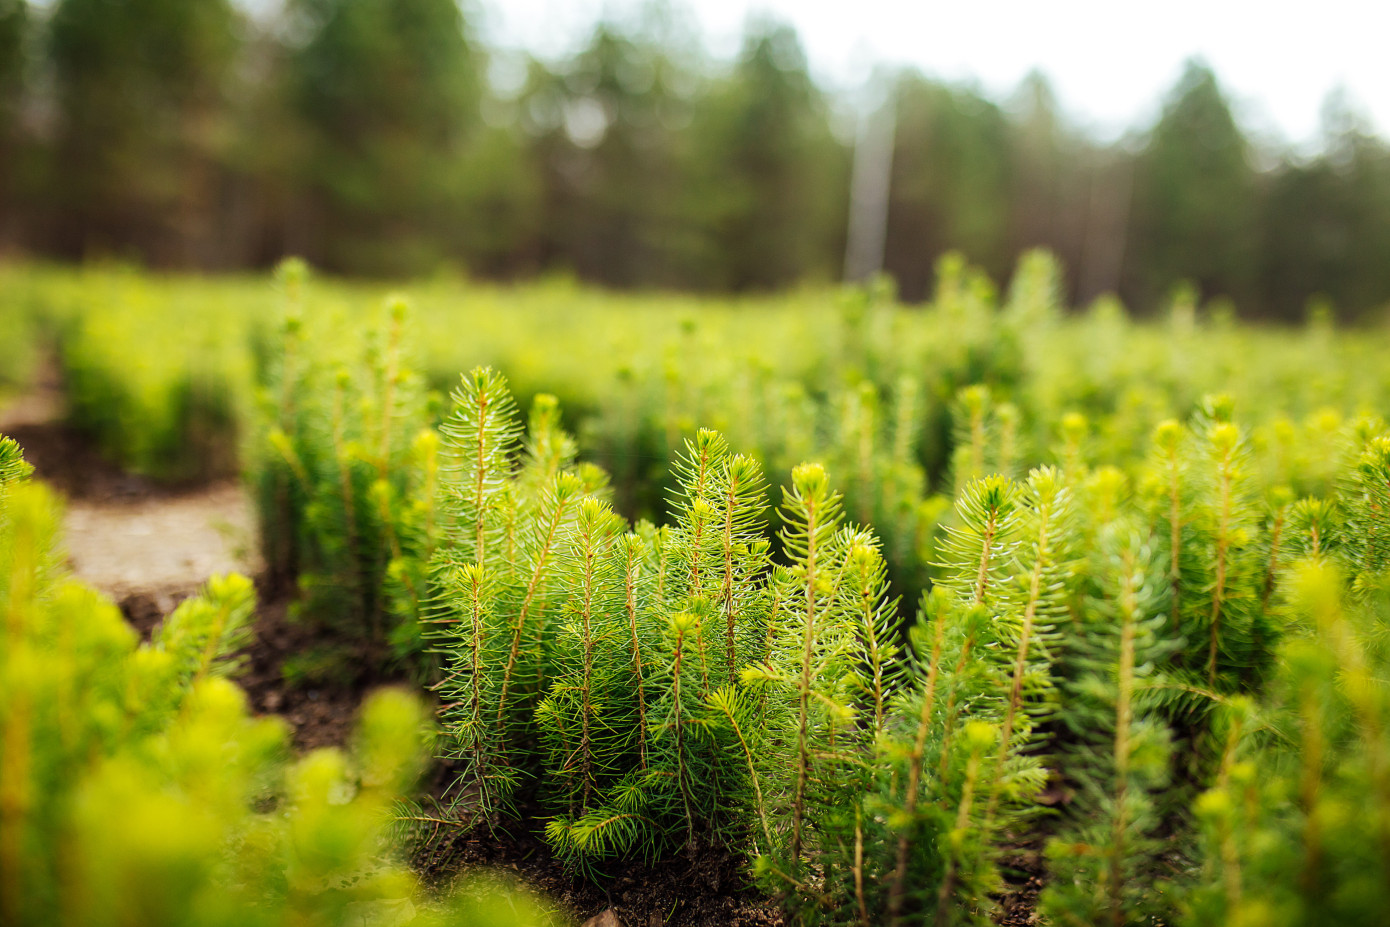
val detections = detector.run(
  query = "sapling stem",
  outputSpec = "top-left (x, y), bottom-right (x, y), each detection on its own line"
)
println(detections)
top-left (934, 733), bottom-right (988, 926)
top-left (887, 601), bottom-right (947, 926)
top-left (1208, 435), bottom-right (1235, 688)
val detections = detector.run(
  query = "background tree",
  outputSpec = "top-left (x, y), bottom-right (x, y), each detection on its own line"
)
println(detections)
top-left (286, 0), bottom-right (482, 274)
top-left (47, 0), bottom-right (241, 264)
top-left (1127, 59), bottom-right (1259, 310)
top-left (883, 72), bottom-right (1014, 301)
top-left (686, 20), bottom-right (846, 291)
top-left (0, 0), bottom-right (26, 246)
top-left (1258, 92), bottom-right (1390, 322)
top-left (518, 14), bottom-right (700, 287)
top-left (1005, 72), bottom-right (1096, 300)
top-left (0, 6), bottom-right (1388, 318)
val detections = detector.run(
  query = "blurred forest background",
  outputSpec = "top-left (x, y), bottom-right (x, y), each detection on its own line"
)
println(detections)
top-left (1, 0), bottom-right (1389, 321)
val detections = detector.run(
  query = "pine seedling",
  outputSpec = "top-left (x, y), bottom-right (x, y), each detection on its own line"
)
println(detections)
top-left (1184, 399), bottom-right (1271, 693)
top-left (0, 444), bottom-right (296, 926)
top-left (666, 428), bottom-right (732, 603)
top-left (0, 435), bottom-right (31, 492)
top-left (830, 377), bottom-right (934, 610)
top-left (710, 452), bottom-right (771, 686)
top-left (153, 573), bottom-right (256, 686)
top-left (936, 475), bottom-right (1022, 610)
top-left (582, 441), bottom-right (773, 864)
top-left (493, 471), bottom-right (584, 751)
top-left (1284, 497), bottom-right (1342, 565)
top-left (1345, 435), bottom-right (1390, 588)
top-left (433, 372), bottom-right (584, 814)
top-left (1003, 248), bottom-right (1064, 332)
top-left (890, 377), bottom-right (924, 475)
top-left (659, 430), bottom-right (770, 695)
top-left (1054, 411), bottom-right (1091, 484)
top-left (250, 283), bottom-right (437, 664)
top-left (255, 257), bottom-right (310, 590)
top-left (382, 428), bottom-right (442, 665)
top-left (1184, 698), bottom-right (1261, 926)
top-left (778, 464), bottom-right (854, 867)
top-left (880, 587), bottom-right (968, 925)
top-left (644, 605), bottom-right (731, 856)
top-left (985, 467), bottom-right (1078, 826)
top-left (1188, 558), bottom-right (1390, 926)
top-left (948, 386), bottom-right (994, 493)
top-left (994, 402), bottom-right (1023, 480)
top-left (1145, 418), bottom-right (1192, 630)
top-left (619, 532), bottom-right (657, 773)
top-left (932, 720), bottom-right (1005, 927)
top-left (843, 536), bottom-right (905, 735)
top-left (1260, 486), bottom-right (1295, 612)
top-left (537, 497), bottom-right (626, 821)
top-left (1041, 524), bottom-right (1176, 926)
top-left (518, 393), bottom-right (579, 500)
top-left (748, 465), bottom-right (863, 894)
top-left (435, 561), bottom-right (514, 811)
top-left (836, 380), bottom-right (882, 529)
top-left (434, 366), bottom-right (522, 573)
top-left (931, 475), bottom-right (1020, 773)
top-left (789, 533), bottom-right (910, 926)
top-left (879, 590), bottom-right (1019, 926)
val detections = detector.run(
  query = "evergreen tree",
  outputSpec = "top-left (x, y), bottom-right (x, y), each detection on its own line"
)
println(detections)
top-left (0, 0), bottom-right (25, 236)
top-left (47, 0), bottom-right (241, 263)
top-left (688, 19), bottom-right (846, 290)
top-left (1129, 60), bottom-right (1258, 312)
top-left (884, 73), bottom-right (1014, 301)
top-left (287, 0), bottom-right (482, 273)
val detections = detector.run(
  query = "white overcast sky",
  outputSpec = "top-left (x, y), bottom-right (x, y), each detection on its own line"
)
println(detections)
top-left (480, 0), bottom-right (1390, 146)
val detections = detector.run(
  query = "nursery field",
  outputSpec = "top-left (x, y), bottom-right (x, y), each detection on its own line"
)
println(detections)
top-left (3, 253), bottom-right (1390, 926)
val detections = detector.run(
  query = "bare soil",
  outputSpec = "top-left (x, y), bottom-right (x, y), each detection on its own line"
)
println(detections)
top-left (238, 596), bottom-right (382, 752)
top-left (414, 813), bottom-right (784, 927)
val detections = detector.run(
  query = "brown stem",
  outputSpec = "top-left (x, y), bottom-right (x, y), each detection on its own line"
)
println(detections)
top-left (791, 493), bottom-right (820, 869)
top-left (1260, 505), bottom-right (1287, 612)
top-left (497, 491), bottom-right (573, 725)
top-left (625, 544), bottom-right (649, 770)
top-left (720, 468), bottom-right (745, 686)
top-left (1208, 447), bottom-right (1233, 688)
top-left (886, 605), bottom-right (948, 926)
top-left (934, 744), bottom-right (985, 925)
top-left (1168, 446), bottom-right (1182, 625)
top-left (1109, 547), bottom-right (1139, 925)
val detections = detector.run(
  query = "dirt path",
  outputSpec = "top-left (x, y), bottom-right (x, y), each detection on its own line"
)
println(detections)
top-left (3, 374), bottom-right (261, 631)
top-left (62, 483), bottom-right (259, 617)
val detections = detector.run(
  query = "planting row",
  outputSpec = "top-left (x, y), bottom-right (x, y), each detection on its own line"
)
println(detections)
top-left (250, 278), bottom-right (1390, 923)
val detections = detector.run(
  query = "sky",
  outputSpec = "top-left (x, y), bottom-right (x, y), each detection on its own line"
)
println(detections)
top-left (480, 0), bottom-right (1390, 147)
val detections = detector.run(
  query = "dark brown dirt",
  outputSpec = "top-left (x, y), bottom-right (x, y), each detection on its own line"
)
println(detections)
top-left (412, 809), bottom-right (784, 927)
top-left (994, 840), bottom-right (1047, 927)
top-left (4, 418), bottom-right (172, 502)
top-left (236, 594), bottom-right (382, 751)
